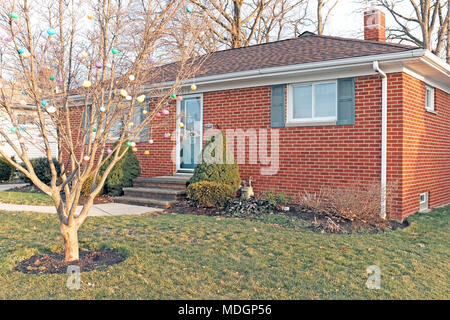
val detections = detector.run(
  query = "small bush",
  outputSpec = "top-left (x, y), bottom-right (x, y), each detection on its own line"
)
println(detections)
top-left (264, 189), bottom-right (293, 207)
top-left (81, 174), bottom-right (103, 197)
top-left (297, 181), bottom-right (398, 223)
top-left (225, 197), bottom-right (276, 217)
top-left (19, 157), bottom-right (61, 186)
top-left (0, 157), bottom-right (15, 182)
top-left (186, 181), bottom-right (233, 207)
top-left (101, 142), bottom-right (141, 196)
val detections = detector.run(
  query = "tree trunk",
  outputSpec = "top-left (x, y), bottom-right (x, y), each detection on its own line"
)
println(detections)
top-left (61, 224), bottom-right (79, 262)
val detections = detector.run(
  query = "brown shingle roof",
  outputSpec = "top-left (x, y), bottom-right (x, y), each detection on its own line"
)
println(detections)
top-left (152, 33), bottom-right (417, 83)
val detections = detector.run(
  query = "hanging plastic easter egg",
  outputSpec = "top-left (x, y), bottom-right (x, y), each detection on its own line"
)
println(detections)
top-left (148, 57), bottom-right (155, 63)
top-left (129, 75), bottom-right (135, 81)
top-left (120, 89), bottom-right (127, 97)
top-left (111, 48), bottom-right (119, 54)
top-left (99, 106), bottom-right (106, 112)
top-left (131, 142), bottom-right (136, 147)
top-left (4, 37), bottom-right (13, 42)
top-left (21, 90), bottom-right (26, 95)
top-left (10, 12), bottom-right (19, 19)
top-left (10, 127), bottom-right (17, 133)
top-left (47, 28), bottom-right (56, 35)
top-left (177, 96), bottom-right (183, 101)
top-left (49, 75), bottom-right (55, 81)
top-left (179, 122), bottom-right (184, 128)
top-left (191, 84), bottom-right (197, 91)
top-left (186, 6), bottom-right (192, 13)
top-left (149, 139), bottom-right (154, 144)
top-left (144, 150), bottom-right (150, 155)
top-left (57, 78), bottom-right (63, 83)
top-left (126, 95), bottom-right (132, 101)
top-left (128, 122), bottom-right (134, 127)
top-left (87, 13), bottom-right (94, 20)
top-left (126, 141), bottom-right (132, 147)
top-left (47, 106), bottom-right (56, 113)
top-left (105, 63), bottom-right (112, 69)
top-left (162, 109), bottom-right (170, 115)
top-left (106, 148), bottom-right (112, 154)
top-left (40, 148), bottom-right (46, 153)
top-left (31, 139), bottom-right (37, 144)
top-left (80, 51), bottom-right (88, 58)
top-left (93, 128), bottom-right (97, 132)
top-left (55, 60), bottom-right (59, 65)
top-left (41, 100), bottom-right (48, 106)
top-left (137, 95), bottom-right (145, 103)
top-left (82, 80), bottom-right (92, 88)
top-left (156, 112), bottom-right (161, 118)
top-left (142, 110), bottom-right (148, 115)
top-left (22, 52), bottom-right (31, 58)
top-left (19, 99), bottom-right (26, 106)
top-left (19, 137), bottom-right (25, 144)
top-left (95, 62), bottom-right (103, 69)
top-left (83, 155), bottom-right (90, 161)
top-left (132, 147), bottom-right (138, 152)
top-left (170, 93), bottom-right (176, 99)
top-left (17, 48), bottom-right (25, 54)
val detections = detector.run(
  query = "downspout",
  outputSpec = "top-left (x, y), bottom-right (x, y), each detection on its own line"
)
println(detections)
top-left (373, 61), bottom-right (387, 219)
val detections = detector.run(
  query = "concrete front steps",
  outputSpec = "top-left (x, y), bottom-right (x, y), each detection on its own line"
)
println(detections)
top-left (114, 174), bottom-right (191, 208)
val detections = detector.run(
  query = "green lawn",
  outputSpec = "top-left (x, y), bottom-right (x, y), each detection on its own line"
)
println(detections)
top-left (0, 191), bottom-right (54, 206)
top-left (0, 207), bottom-right (448, 299)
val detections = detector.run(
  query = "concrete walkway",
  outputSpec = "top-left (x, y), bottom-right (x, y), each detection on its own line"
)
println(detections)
top-left (0, 202), bottom-right (161, 216)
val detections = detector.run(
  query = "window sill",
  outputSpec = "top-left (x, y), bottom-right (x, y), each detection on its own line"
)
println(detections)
top-left (425, 108), bottom-right (437, 115)
top-left (285, 120), bottom-right (337, 127)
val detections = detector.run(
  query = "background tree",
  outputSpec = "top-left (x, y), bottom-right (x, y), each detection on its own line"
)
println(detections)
top-left (315, 0), bottom-right (339, 35)
top-left (0, 0), bottom-right (205, 262)
top-left (188, 0), bottom-right (308, 49)
top-left (366, 0), bottom-right (449, 59)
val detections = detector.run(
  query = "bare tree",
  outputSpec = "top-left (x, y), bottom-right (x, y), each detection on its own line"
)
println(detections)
top-left (368, 0), bottom-right (449, 58)
top-left (316, 0), bottom-right (339, 35)
top-left (0, 0), bottom-right (205, 262)
top-left (189, 0), bottom-right (306, 49)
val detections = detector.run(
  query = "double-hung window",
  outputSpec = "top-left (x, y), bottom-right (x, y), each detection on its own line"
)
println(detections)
top-left (288, 81), bottom-right (337, 124)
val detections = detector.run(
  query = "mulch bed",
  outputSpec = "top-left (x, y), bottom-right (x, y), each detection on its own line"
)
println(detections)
top-left (14, 249), bottom-right (126, 274)
top-left (167, 200), bottom-right (409, 234)
top-left (6, 184), bottom-right (114, 205)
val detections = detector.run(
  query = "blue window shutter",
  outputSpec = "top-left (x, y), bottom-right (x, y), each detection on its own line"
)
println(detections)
top-left (271, 85), bottom-right (285, 128)
top-left (337, 78), bottom-right (355, 125)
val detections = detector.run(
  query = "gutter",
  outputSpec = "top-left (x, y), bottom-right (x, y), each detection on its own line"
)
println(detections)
top-left (373, 61), bottom-right (387, 220)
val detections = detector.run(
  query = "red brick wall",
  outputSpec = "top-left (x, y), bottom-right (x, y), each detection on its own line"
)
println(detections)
top-left (64, 72), bottom-right (450, 219)
top-left (400, 73), bottom-right (450, 217)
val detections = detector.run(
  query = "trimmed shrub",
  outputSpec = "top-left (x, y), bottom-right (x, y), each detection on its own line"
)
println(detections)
top-left (81, 174), bottom-right (103, 197)
top-left (101, 142), bottom-right (141, 196)
top-left (19, 157), bottom-right (61, 186)
top-left (189, 131), bottom-right (241, 192)
top-left (0, 157), bottom-right (15, 182)
top-left (186, 181), bottom-right (233, 207)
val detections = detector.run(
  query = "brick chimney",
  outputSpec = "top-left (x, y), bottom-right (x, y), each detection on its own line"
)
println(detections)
top-left (364, 7), bottom-right (386, 42)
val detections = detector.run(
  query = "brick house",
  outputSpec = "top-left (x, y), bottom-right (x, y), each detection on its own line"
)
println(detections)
top-left (70, 8), bottom-right (450, 220)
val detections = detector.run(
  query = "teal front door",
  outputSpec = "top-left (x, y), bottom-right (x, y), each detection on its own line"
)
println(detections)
top-left (178, 96), bottom-right (202, 170)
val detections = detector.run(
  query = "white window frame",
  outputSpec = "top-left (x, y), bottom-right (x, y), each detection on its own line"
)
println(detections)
top-left (425, 85), bottom-right (435, 112)
top-left (287, 80), bottom-right (338, 126)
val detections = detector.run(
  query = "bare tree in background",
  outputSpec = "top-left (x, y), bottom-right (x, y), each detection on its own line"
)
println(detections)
top-left (368, 0), bottom-right (449, 59)
top-left (0, 0), bottom-right (204, 262)
top-left (189, 0), bottom-right (307, 49)
top-left (316, 0), bottom-right (339, 35)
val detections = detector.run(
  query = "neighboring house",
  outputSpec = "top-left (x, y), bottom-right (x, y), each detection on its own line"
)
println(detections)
top-left (68, 8), bottom-right (450, 220)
